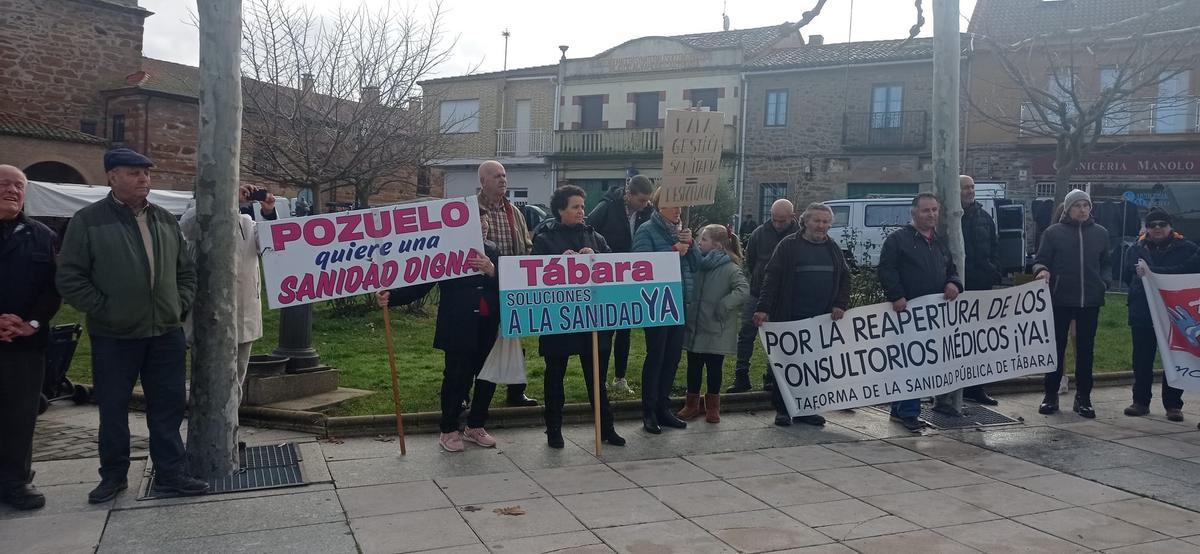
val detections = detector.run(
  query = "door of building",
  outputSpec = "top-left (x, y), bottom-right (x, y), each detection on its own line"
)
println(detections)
top-left (515, 100), bottom-right (532, 156)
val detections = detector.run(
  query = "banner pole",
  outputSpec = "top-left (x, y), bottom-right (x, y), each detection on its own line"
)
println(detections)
top-left (592, 331), bottom-right (602, 457)
top-left (382, 306), bottom-right (408, 455)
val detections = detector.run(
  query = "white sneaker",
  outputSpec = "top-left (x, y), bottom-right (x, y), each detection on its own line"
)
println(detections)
top-left (611, 378), bottom-right (633, 394)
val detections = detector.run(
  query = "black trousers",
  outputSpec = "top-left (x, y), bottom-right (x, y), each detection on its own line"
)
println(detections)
top-left (685, 352), bottom-right (724, 394)
top-left (440, 317), bottom-right (498, 433)
top-left (734, 300), bottom-right (757, 374)
top-left (1043, 306), bottom-right (1100, 400)
top-left (91, 328), bottom-right (188, 481)
top-left (641, 324), bottom-right (684, 414)
top-left (0, 348), bottom-right (43, 488)
top-left (1131, 325), bottom-right (1184, 409)
top-left (605, 328), bottom-right (631, 380)
top-left (543, 351), bottom-right (614, 431)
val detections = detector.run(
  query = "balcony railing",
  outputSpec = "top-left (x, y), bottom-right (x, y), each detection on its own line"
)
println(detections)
top-left (842, 111), bottom-right (929, 149)
top-left (1019, 97), bottom-right (1200, 137)
top-left (495, 129), bottom-right (553, 157)
top-left (551, 125), bottom-right (738, 157)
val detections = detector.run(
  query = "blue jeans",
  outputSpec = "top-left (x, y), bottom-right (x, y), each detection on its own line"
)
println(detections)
top-left (91, 328), bottom-right (188, 481)
top-left (891, 398), bottom-right (921, 419)
top-left (641, 324), bottom-right (684, 414)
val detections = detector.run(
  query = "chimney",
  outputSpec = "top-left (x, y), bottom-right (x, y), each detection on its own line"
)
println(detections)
top-left (361, 85), bottom-right (381, 105)
top-left (808, 34), bottom-right (824, 46)
top-left (301, 73), bottom-right (314, 94)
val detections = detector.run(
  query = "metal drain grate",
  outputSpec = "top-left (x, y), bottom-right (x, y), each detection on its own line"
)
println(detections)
top-left (919, 406), bottom-right (1020, 429)
top-left (140, 443), bottom-right (306, 500)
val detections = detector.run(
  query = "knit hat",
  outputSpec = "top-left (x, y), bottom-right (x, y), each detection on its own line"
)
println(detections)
top-left (1063, 189), bottom-right (1091, 210)
top-left (1145, 207), bottom-right (1172, 226)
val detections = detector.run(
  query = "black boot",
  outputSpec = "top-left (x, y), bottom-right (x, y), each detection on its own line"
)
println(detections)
top-left (1073, 396), bottom-right (1095, 419)
top-left (963, 385), bottom-right (999, 406)
top-left (657, 408), bottom-right (687, 429)
top-left (726, 371), bottom-right (752, 393)
top-left (602, 425), bottom-right (626, 446)
top-left (545, 427), bottom-right (564, 448)
top-left (642, 410), bottom-right (661, 434)
top-left (1038, 393), bottom-right (1059, 415)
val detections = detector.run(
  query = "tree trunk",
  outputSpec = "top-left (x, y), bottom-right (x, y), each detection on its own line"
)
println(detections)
top-left (932, 0), bottom-right (963, 412)
top-left (187, 0), bottom-right (243, 479)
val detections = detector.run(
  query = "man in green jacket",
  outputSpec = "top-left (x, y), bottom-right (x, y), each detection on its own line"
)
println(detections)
top-left (57, 148), bottom-right (208, 503)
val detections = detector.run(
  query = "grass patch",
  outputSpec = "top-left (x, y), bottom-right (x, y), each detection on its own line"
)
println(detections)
top-left (55, 293), bottom-right (1138, 416)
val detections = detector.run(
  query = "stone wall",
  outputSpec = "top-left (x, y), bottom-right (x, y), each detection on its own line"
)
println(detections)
top-left (0, 135), bottom-right (107, 184)
top-left (742, 61), bottom-right (936, 219)
top-left (0, 0), bottom-right (147, 132)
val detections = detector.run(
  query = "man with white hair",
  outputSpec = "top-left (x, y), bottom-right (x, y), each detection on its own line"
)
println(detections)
top-left (476, 161), bottom-right (538, 406)
top-left (0, 165), bottom-right (61, 511)
top-left (754, 203), bottom-right (850, 427)
top-left (730, 198), bottom-right (797, 393)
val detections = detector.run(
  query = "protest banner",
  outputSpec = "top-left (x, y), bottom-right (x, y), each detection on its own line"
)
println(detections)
top-left (499, 252), bottom-right (684, 337)
top-left (1139, 263), bottom-right (1200, 391)
top-left (257, 196), bottom-right (485, 309)
top-left (658, 108), bottom-right (724, 208)
top-left (759, 281), bottom-right (1058, 416)
top-left (501, 251), bottom-right (683, 454)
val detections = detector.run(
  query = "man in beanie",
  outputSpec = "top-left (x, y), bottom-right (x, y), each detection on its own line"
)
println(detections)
top-left (58, 148), bottom-right (208, 503)
top-left (1123, 207), bottom-right (1196, 421)
top-left (1032, 188), bottom-right (1111, 418)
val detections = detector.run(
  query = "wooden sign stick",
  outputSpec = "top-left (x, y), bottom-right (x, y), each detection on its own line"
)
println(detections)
top-left (382, 306), bottom-right (408, 455)
top-left (592, 331), bottom-right (602, 457)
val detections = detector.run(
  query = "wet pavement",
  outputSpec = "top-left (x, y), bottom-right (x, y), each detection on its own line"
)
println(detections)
top-left (4, 385), bottom-right (1199, 553)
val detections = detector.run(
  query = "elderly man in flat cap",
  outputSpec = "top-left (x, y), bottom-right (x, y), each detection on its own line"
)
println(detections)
top-left (58, 148), bottom-right (208, 503)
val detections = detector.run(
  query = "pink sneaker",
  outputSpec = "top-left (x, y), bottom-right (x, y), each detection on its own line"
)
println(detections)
top-left (438, 431), bottom-right (464, 452)
top-left (463, 427), bottom-right (497, 448)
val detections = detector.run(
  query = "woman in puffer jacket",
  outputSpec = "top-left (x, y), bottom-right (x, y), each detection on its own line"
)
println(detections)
top-left (1032, 189), bottom-right (1111, 419)
top-left (633, 188), bottom-right (698, 434)
top-left (533, 185), bottom-right (625, 449)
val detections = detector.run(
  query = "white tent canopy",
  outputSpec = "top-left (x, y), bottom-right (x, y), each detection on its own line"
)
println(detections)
top-left (24, 181), bottom-right (194, 217)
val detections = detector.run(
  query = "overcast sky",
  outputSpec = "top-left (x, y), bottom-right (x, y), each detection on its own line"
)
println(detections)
top-left (140, 0), bottom-right (979, 79)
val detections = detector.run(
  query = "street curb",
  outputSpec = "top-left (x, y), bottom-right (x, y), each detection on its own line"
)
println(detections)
top-left (93, 370), bottom-right (1146, 438)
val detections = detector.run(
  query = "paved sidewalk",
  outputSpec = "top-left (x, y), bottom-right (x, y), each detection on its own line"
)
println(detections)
top-left (3, 385), bottom-right (1199, 553)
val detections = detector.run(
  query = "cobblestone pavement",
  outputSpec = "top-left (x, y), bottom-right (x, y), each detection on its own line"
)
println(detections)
top-left (3, 386), bottom-right (1199, 553)
top-left (33, 420), bottom-right (148, 462)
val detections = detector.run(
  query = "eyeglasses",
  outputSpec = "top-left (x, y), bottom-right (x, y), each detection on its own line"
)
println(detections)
top-left (1147, 222), bottom-right (1170, 229)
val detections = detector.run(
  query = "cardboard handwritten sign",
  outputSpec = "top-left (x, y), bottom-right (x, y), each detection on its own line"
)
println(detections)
top-left (658, 109), bottom-right (724, 208)
top-left (257, 196), bottom-right (485, 309)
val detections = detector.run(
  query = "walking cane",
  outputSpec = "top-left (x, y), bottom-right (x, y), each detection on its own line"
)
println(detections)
top-left (592, 331), bottom-right (602, 457)
top-left (382, 306), bottom-right (408, 455)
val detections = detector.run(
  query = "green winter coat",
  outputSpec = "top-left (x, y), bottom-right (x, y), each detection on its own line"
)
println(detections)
top-left (683, 250), bottom-right (749, 355)
top-left (57, 194), bottom-right (196, 339)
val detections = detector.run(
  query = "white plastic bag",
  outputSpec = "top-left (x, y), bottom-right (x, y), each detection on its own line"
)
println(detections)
top-left (478, 336), bottom-right (527, 385)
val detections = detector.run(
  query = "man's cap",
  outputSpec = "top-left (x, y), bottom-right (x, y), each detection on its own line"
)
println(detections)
top-left (1145, 207), bottom-right (1172, 226)
top-left (104, 148), bottom-right (155, 172)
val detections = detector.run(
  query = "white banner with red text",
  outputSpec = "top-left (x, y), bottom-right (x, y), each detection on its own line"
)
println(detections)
top-left (498, 252), bottom-right (683, 337)
top-left (1141, 265), bottom-right (1200, 391)
top-left (257, 196), bottom-right (485, 309)
top-left (759, 281), bottom-right (1058, 416)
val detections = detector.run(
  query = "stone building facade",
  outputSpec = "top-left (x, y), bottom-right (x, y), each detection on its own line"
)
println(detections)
top-left (740, 39), bottom-right (937, 223)
top-left (420, 65), bottom-right (557, 206)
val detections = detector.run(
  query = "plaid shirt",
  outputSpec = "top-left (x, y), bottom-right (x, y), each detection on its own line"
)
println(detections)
top-left (480, 193), bottom-right (519, 256)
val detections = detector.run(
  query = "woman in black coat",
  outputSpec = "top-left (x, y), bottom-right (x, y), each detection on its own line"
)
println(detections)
top-left (534, 185), bottom-right (625, 449)
top-left (376, 209), bottom-right (501, 453)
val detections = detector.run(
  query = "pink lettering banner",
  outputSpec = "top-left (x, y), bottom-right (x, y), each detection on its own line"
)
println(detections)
top-left (257, 196), bottom-right (485, 309)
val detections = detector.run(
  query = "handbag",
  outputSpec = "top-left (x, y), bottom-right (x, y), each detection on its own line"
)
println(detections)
top-left (478, 335), bottom-right (527, 385)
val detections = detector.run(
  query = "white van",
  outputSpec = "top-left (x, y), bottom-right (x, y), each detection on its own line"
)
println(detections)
top-left (824, 194), bottom-right (1026, 270)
